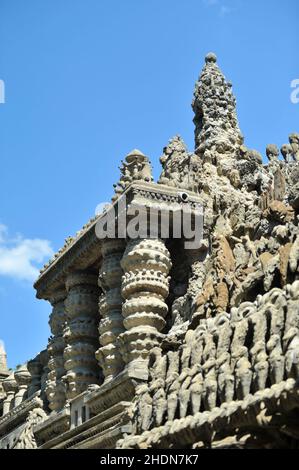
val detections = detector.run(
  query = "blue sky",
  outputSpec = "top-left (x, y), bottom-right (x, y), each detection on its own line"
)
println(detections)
top-left (0, 0), bottom-right (298, 369)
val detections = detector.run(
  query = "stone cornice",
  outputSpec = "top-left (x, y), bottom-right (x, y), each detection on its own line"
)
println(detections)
top-left (34, 181), bottom-right (203, 300)
top-left (0, 392), bottom-right (43, 437)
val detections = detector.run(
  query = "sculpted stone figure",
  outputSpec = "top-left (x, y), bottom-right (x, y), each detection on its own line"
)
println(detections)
top-left (215, 314), bottom-right (234, 403)
top-left (201, 323), bottom-right (217, 411)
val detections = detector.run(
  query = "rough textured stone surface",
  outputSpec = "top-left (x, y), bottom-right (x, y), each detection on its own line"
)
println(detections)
top-left (1, 53), bottom-right (299, 450)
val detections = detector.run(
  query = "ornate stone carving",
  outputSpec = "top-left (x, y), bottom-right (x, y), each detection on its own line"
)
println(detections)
top-left (192, 52), bottom-right (243, 159)
top-left (64, 272), bottom-right (101, 399)
top-left (96, 239), bottom-right (126, 382)
top-left (45, 289), bottom-right (67, 412)
top-left (128, 281), bottom-right (299, 435)
top-left (13, 406), bottom-right (47, 449)
top-left (27, 356), bottom-right (43, 398)
top-left (39, 350), bottom-right (49, 406)
top-left (2, 373), bottom-right (17, 415)
top-left (14, 365), bottom-right (31, 407)
top-left (158, 135), bottom-right (202, 192)
top-left (2, 53), bottom-right (299, 450)
top-left (118, 239), bottom-right (172, 379)
top-left (112, 149), bottom-right (153, 202)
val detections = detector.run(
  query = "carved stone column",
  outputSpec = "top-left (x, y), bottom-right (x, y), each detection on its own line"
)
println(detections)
top-left (14, 365), bottom-right (31, 407)
top-left (64, 271), bottom-right (101, 399)
top-left (2, 373), bottom-right (17, 415)
top-left (119, 238), bottom-right (172, 379)
top-left (39, 349), bottom-right (49, 405)
top-left (45, 289), bottom-right (67, 412)
top-left (27, 356), bottom-right (42, 398)
top-left (96, 239), bottom-right (126, 383)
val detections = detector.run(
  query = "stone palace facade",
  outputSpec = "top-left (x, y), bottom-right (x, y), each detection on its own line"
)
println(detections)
top-left (1, 53), bottom-right (299, 449)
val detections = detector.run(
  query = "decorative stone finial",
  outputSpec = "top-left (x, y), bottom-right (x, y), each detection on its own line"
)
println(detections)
top-left (205, 52), bottom-right (217, 63)
top-left (112, 149), bottom-right (153, 202)
top-left (281, 144), bottom-right (293, 163)
top-left (289, 133), bottom-right (299, 162)
top-left (126, 149), bottom-right (146, 160)
top-left (192, 53), bottom-right (243, 158)
top-left (266, 144), bottom-right (280, 162)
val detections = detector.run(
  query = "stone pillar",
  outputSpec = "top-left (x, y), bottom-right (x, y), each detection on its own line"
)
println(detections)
top-left (119, 238), bottom-right (172, 379)
top-left (96, 239), bottom-right (126, 383)
top-left (2, 373), bottom-right (17, 415)
top-left (45, 289), bottom-right (67, 412)
top-left (14, 365), bottom-right (31, 407)
top-left (64, 271), bottom-right (101, 399)
top-left (39, 350), bottom-right (50, 405)
top-left (27, 356), bottom-right (42, 398)
top-left (0, 341), bottom-right (7, 371)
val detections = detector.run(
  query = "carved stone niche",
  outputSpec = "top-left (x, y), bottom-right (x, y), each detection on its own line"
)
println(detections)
top-left (64, 271), bottom-right (102, 399)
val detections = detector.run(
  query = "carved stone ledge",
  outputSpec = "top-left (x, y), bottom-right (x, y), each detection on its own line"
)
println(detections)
top-left (33, 406), bottom-right (70, 446)
top-left (41, 401), bottom-right (131, 449)
top-left (85, 369), bottom-right (143, 417)
top-left (0, 392), bottom-right (43, 438)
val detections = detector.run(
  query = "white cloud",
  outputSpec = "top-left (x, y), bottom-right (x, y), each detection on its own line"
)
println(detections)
top-left (0, 224), bottom-right (54, 282)
top-left (202, 0), bottom-right (233, 15)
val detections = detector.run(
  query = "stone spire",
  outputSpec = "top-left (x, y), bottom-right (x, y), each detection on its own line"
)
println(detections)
top-left (0, 340), bottom-right (7, 371)
top-left (192, 52), bottom-right (243, 159)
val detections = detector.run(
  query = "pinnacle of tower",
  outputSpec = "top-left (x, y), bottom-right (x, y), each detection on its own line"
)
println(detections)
top-left (0, 340), bottom-right (8, 371)
top-left (192, 53), bottom-right (243, 158)
top-left (162, 135), bottom-right (188, 160)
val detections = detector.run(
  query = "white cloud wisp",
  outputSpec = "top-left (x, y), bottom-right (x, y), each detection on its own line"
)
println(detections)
top-left (0, 224), bottom-right (54, 282)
